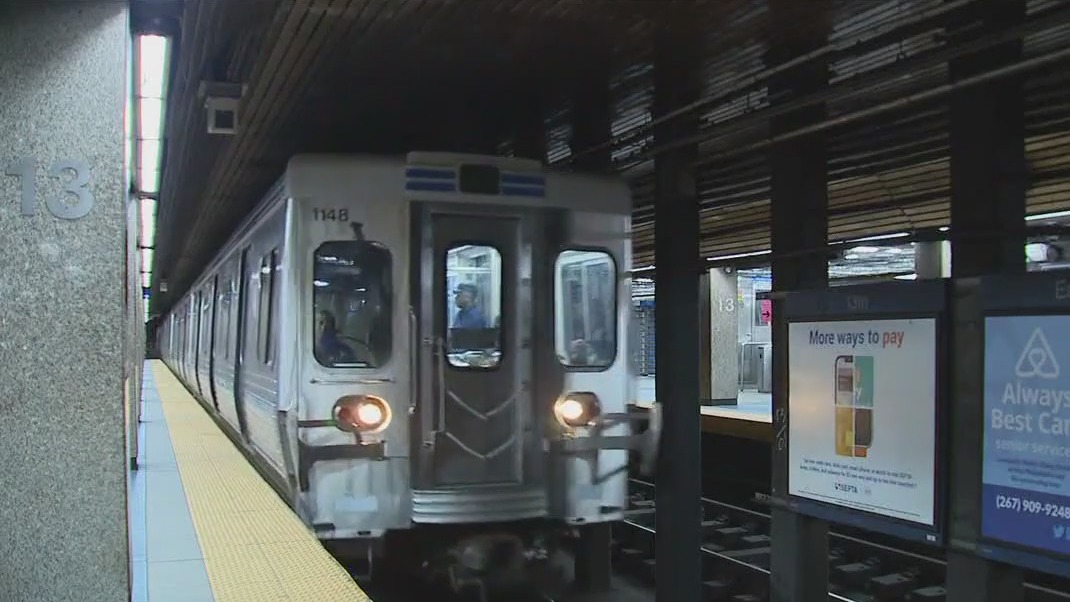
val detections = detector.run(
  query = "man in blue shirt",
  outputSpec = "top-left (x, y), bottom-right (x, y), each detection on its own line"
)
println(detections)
top-left (452, 283), bottom-right (487, 329)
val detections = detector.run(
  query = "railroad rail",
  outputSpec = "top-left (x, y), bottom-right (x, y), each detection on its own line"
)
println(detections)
top-left (617, 479), bottom-right (1070, 602)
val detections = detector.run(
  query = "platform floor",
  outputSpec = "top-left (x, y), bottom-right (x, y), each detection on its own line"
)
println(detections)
top-left (634, 376), bottom-right (772, 423)
top-left (127, 361), bottom-right (371, 601)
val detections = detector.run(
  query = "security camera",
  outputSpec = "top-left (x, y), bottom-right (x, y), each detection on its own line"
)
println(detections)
top-left (198, 81), bottom-right (245, 136)
top-left (205, 96), bottom-right (239, 135)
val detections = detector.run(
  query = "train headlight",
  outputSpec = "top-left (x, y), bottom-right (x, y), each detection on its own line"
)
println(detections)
top-left (553, 392), bottom-right (601, 428)
top-left (333, 394), bottom-right (392, 434)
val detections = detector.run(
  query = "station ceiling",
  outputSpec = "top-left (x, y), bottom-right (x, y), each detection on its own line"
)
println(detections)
top-left (141, 0), bottom-right (1070, 314)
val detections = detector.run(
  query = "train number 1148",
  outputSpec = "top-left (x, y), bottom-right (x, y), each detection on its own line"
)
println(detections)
top-left (313, 208), bottom-right (349, 222)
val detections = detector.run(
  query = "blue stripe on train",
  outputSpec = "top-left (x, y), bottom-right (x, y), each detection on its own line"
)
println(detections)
top-left (501, 173), bottom-right (545, 186)
top-left (405, 180), bottom-right (457, 192)
top-left (501, 185), bottom-right (545, 198)
top-left (405, 167), bottom-right (456, 180)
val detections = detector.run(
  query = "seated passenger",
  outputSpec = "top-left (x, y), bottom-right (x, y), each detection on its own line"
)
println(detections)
top-left (452, 283), bottom-right (487, 329)
top-left (315, 310), bottom-right (355, 365)
top-left (568, 338), bottom-right (592, 366)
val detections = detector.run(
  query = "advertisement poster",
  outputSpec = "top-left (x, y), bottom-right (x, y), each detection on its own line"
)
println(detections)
top-left (788, 318), bottom-right (938, 526)
top-left (983, 315), bottom-right (1070, 556)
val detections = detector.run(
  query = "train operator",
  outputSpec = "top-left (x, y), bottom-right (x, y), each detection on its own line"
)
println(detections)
top-left (452, 283), bottom-right (487, 329)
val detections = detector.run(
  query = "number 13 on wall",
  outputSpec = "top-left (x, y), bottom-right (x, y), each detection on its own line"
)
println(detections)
top-left (4, 157), bottom-right (94, 220)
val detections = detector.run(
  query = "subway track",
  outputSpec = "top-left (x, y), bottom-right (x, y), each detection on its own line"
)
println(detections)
top-left (617, 479), bottom-right (1070, 602)
top-left (345, 550), bottom-right (650, 602)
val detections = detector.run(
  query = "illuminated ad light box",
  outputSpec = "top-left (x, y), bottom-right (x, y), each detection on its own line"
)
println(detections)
top-left (784, 280), bottom-right (948, 545)
top-left (978, 272), bottom-right (1070, 578)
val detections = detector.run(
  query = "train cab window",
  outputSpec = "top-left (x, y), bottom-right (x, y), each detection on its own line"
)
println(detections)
top-left (554, 250), bottom-right (617, 369)
top-left (312, 241), bottom-right (393, 368)
top-left (445, 244), bottom-right (502, 369)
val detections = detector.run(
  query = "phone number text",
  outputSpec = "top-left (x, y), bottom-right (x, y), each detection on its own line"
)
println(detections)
top-left (994, 494), bottom-right (1070, 519)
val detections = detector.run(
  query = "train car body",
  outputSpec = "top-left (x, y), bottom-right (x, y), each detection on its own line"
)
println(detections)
top-left (157, 152), bottom-right (659, 593)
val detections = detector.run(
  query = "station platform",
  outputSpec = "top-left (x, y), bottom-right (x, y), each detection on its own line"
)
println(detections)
top-left (634, 377), bottom-right (772, 423)
top-left (128, 361), bottom-right (371, 602)
top-left (633, 377), bottom-right (772, 442)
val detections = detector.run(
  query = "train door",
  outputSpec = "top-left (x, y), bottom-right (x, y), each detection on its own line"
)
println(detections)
top-left (206, 276), bottom-right (220, 410)
top-left (233, 246), bottom-right (253, 441)
top-left (413, 206), bottom-right (542, 494)
top-left (195, 288), bottom-right (209, 399)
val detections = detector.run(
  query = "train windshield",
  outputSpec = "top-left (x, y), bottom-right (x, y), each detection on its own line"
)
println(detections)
top-left (312, 241), bottom-right (393, 368)
top-left (555, 250), bottom-right (616, 369)
top-left (445, 244), bottom-right (502, 368)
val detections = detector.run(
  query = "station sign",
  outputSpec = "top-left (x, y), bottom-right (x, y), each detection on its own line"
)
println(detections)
top-left (978, 271), bottom-right (1070, 577)
top-left (782, 280), bottom-right (947, 545)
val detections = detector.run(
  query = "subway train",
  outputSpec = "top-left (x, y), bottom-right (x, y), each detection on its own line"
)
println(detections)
top-left (157, 152), bottom-right (661, 595)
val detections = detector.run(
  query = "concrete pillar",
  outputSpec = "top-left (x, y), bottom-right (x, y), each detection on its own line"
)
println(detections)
top-left (126, 194), bottom-right (143, 470)
top-left (915, 240), bottom-right (950, 279)
top-left (0, 3), bottom-right (130, 601)
top-left (709, 268), bottom-right (740, 404)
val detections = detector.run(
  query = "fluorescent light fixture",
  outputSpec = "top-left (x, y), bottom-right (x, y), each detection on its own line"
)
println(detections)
top-left (139, 139), bottom-right (161, 172)
top-left (845, 232), bottom-right (911, 243)
top-left (938, 226), bottom-right (950, 232)
top-left (851, 246), bottom-right (880, 253)
top-left (141, 248), bottom-right (154, 271)
top-left (844, 253), bottom-right (860, 260)
top-left (141, 272), bottom-right (151, 288)
top-left (138, 35), bottom-right (170, 99)
top-left (895, 273), bottom-right (918, 280)
top-left (136, 34), bottom-right (169, 182)
top-left (1026, 210), bottom-right (1070, 222)
top-left (139, 98), bottom-right (164, 140)
top-left (138, 169), bottom-right (160, 194)
top-left (632, 266), bottom-right (656, 273)
top-left (140, 198), bottom-right (157, 248)
top-left (706, 249), bottom-right (772, 262)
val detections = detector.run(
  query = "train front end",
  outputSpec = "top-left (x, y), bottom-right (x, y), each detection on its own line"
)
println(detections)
top-left (290, 152), bottom-right (660, 595)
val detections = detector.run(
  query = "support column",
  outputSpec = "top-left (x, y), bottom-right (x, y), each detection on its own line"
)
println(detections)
top-left (915, 240), bottom-right (950, 280)
top-left (946, 1), bottom-right (1028, 600)
top-left (0, 3), bottom-right (130, 601)
top-left (767, 1), bottom-right (831, 600)
top-left (511, 96), bottom-right (546, 162)
top-left (708, 268), bottom-right (740, 405)
top-left (653, 32), bottom-right (704, 602)
top-left (699, 271), bottom-right (713, 400)
top-left (570, 59), bottom-right (612, 172)
top-left (570, 63), bottom-right (614, 595)
top-left (948, 0), bottom-right (1028, 278)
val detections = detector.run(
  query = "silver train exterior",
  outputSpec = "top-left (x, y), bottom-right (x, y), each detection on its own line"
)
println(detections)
top-left (157, 151), bottom-right (660, 585)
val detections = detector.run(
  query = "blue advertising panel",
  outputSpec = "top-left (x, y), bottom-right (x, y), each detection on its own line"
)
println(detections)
top-left (983, 314), bottom-right (1070, 560)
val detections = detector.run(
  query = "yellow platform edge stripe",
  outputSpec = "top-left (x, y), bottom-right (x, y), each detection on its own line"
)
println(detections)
top-left (150, 361), bottom-right (372, 602)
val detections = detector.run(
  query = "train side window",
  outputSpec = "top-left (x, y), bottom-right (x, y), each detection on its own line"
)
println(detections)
top-left (444, 244), bottom-right (502, 369)
top-left (218, 277), bottom-right (233, 360)
top-left (313, 241), bottom-right (393, 368)
top-left (256, 253), bottom-right (275, 365)
top-left (265, 249), bottom-right (278, 364)
top-left (554, 250), bottom-right (617, 370)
